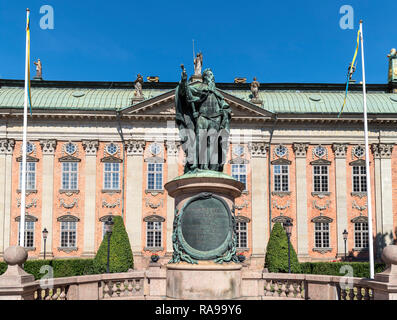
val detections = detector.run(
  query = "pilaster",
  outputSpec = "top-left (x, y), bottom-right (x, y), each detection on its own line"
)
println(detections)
top-left (372, 143), bottom-right (394, 254)
top-left (81, 140), bottom-right (99, 257)
top-left (293, 143), bottom-right (309, 260)
top-left (248, 142), bottom-right (268, 267)
top-left (39, 139), bottom-right (57, 258)
top-left (0, 139), bottom-right (14, 257)
top-left (165, 141), bottom-right (180, 254)
top-left (125, 140), bottom-right (145, 258)
top-left (332, 143), bottom-right (348, 257)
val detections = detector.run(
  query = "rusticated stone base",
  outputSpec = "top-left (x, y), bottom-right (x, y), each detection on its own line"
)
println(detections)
top-left (166, 261), bottom-right (242, 299)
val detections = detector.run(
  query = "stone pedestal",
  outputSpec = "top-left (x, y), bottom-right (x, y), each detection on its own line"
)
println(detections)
top-left (164, 171), bottom-right (244, 299)
top-left (167, 261), bottom-right (242, 300)
top-left (0, 246), bottom-right (38, 300)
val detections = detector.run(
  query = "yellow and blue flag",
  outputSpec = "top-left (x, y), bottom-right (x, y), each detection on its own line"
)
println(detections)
top-left (338, 29), bottom-right (361, 118)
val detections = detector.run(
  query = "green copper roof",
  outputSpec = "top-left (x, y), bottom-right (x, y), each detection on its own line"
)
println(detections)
top-left (226, 90), bottom-right (397, 114)
top-left (0, 83), bottom-right (396, 114)
top-left (0, 87), bottom-right (169, 111)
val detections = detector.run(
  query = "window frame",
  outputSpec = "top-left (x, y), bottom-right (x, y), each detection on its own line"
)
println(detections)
top-left (313, 165), bottom-right (329, 192)
top-left (18, 220), bottom-right (35, 249)
top-left (231, 164), bottom-right (247, 191)
top-left (103, 162), bottom-right (120, 190)
top-left (236, 221), bottom-right (248, 249)
top-left (61, 162), bottom-right (79, 190)
top-left (60, 220), bottom-right (77, 248)
top-left (273, 164), bottom-right (289, 192)
top-left (146, 221), bottom-right (162, 248)
top-left (354, 222), bottom-right (369, 249)
top-left (19, 162), bottom-right (36, 190)
top-left (314, 222), bottom-right (330, 248)
top-left (147, 163), bottom-right (163, 191)
top-left (352, 165), bottom-right (367, 193)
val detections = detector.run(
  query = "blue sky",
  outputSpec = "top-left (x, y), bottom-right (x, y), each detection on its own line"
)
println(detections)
top-left (0, 0), bottom-right (395, 83)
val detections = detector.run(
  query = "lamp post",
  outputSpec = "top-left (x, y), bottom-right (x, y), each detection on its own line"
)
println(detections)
top-left (284, 220), bottom-right (293, 273)
top-left (104, 217), bottom-right (114, 273)
top-left (343, 229), bottom-right (348, 261)
top-left (42, 228), bottom-right (48, 260)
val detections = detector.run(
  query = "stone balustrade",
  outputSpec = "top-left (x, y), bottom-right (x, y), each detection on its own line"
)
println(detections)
top-left (1, 245), bottom-right (397, 300)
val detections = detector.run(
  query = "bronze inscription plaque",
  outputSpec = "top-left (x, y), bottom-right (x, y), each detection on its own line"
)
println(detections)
top-left (181, 197), bottom-right (230, 252)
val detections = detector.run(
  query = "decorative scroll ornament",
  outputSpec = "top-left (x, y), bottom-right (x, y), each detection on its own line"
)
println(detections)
top-left (82, 140), bottom-right (99, 155)
top-left (248, 142), bottom-right (267, 158)
top-left (313, 200), bottom-right (330, 211)
top-left (0, 138), bottom-right (15, 154)
top-left (102, 199), bottom-right (120, 208)
top-left (126, 140), bottom-right (145, 156)
top-left (352, 200), bottom-right (367, 211)
top-left (144, 198), bottom-right (163, 209)
top-left (59, 198), bottom-right (78, 209)
top-left (165, 141), bottom-right (180, 156)
top-left (233, 200), bottom-right (249, 211)
top-left (332, 143), bottom-right (348, 158)
top-left (371, 143), bottom-right (394, 159)
top-left (17, 198), bottom-right (37, 209)
top-left (272, 200), bottom-right (290, 210)
top-left (40, 139), bottom-right (57, 154)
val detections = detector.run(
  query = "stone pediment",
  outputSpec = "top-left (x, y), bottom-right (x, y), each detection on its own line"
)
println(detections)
top-left (120, 89), bottom-right (274, 120)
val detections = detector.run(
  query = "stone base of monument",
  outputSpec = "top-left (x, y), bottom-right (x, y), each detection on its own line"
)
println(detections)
top-left (166, 261), bottom-right (242, 300)
top-left (164, 170), bottom-right (244, 299)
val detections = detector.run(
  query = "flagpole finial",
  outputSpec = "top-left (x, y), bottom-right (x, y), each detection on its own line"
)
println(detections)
top-left (360, 19), bottom-right (363, 23)
top-left (26, 8), bottom-right (30, 11)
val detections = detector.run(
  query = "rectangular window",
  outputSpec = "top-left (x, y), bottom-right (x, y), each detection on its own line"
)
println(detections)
top-left (236, 222), bottom-right (248, 248)
top-left (354, 222), bottom-right (369, 248)
top-left (352, 166), bottom-right (367, 192)
top-left (146, 221), bottom-right (162, 248)
top-left (232, 164), bottom-right (247, 190)
top-left (104, 162), bottom-right (120, 190)
top-left (60, 221), bottom-right (77, 248)
top-left (62, 162), bottom-right (78, 190)
top-left (147, 163), bottom-right (163, 190)
top-left (313, 165), bottom-right (328, 192)
top-left (19, 162), bottom-right (36, 190)
top-left (273, 165), bottom-right (289, 192)
top-left (314, 222), bottom-right (330, 248)
top-left (18, 221), bottom-right (35, 248)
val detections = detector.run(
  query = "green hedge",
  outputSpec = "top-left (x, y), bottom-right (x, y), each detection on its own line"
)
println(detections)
top-left (93, 216), bottom-right (134, 273)
top-left (265, 222), bottom-right (301, 273)
top-left (0, 259), bottom-right (95, 280)
top-left (299, 262), bottom-right (386, 278)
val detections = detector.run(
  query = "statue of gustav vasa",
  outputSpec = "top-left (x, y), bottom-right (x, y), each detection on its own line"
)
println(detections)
top-left (175, 66), bottom-right (231, 173)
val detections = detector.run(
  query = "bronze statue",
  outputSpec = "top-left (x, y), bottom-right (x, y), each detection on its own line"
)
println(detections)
top-left (175, 65), bottom-right (231, 173)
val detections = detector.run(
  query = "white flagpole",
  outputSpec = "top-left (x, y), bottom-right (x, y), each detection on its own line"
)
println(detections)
top-left (19, 8), bottom-right (30, 247)
top-left (359, 20), bottom-right (375, 279)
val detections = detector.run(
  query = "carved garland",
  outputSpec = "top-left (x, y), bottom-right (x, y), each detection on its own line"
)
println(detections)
top-left (145, 198), bottom-right (163, 209)
top-left (59, 198), bottom-right (78, 209)
top-left (102, 199), bottom-right (120, 208)
top-left (272, 200), bottom-right (290, 210)
top-left (313, 200), bottom-right (330, 211)
top-left (17, 198), bottom-right (37, 209)
top-left (352, 200), bottom-right (367, 211)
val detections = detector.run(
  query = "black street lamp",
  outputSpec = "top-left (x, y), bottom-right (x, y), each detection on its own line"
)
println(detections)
top-left (42, 228), bottom-right (48, 260)
top-left (284, 220), bottom-right (293, 273)
top-left (343, 229), bottom-right (348, 261)
top-left (104, 217), bottom-right (114, 273)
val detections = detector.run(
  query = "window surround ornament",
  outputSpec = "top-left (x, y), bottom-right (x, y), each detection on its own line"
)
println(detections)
top-left (102, 198), bottom-right (120, 208)
top-left (17, 197), bottom-right (37, 208)
top-left (64, 142), bottom-right (77, 156)
top-left (351, 215), bottom-right (369, 251)
top-left (105, 142), bottom-right (119, 156)
top-left (352, 145), bottom-right (365, 159)
top-left (99, 214), bottom-right (114, 222)
top-left (274, 144), bottom-right (288, 158)
top-left (311, 216), bottom-right (332, 254)
top-left (15, 214), bottom-right (38, 222)
top-left (312, 145), bottom-right (328, 159)
top-left (59, 198), bottom-right (78, 209)
top-left (271, 213), bottom-right (293, 225)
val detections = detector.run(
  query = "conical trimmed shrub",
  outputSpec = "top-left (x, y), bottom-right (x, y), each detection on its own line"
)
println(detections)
top-left (93, 216), bottom-right (134, 273)
top-left (265, 222), bottom-right (301, 273)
